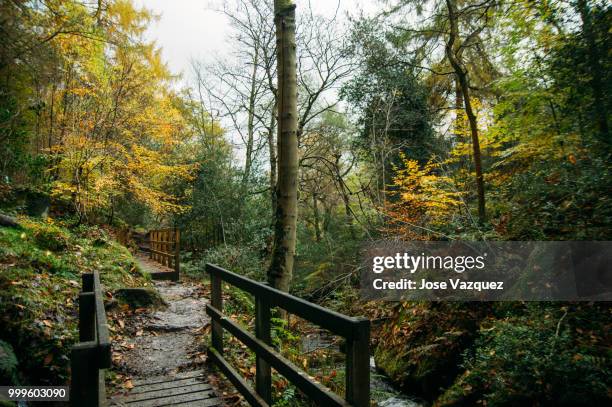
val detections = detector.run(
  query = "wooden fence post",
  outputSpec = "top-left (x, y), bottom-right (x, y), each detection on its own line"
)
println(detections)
top-left (82, 273), bottom-right (94, 292)
top-left (160, 230), bottom-right (165, 267)
top-left (211, 270), bottom-right (223, 354)
top-left (255, 294), bottom-right (272, 403)
top-left (345, 317), bottom-right (370, 407)
top-left (71, 344), bottom-right (100, 406)
top-left (155, 231), bottom-right (159, 263)
top-left (79, 292), bottom-right (95, 342)
top-left (165, 230), bottom-right (169, 267)
top-left (174, 228), bottom-right (180, 280)
top-left (80, 273), bottom-right (95, 342)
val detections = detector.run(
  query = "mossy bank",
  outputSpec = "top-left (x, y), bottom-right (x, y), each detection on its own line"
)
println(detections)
top-left (0, 216), bottom-right (150, 386)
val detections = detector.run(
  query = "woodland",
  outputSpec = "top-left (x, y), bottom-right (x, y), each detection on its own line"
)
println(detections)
top-left (0, 0), bottom-right (610, 406)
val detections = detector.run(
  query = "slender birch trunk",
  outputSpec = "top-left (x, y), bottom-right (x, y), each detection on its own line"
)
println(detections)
top-left (268, 0), bottom-right (298, 292)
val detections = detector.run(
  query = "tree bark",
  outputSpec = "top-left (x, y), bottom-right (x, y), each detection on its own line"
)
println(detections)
top-left (312, 192), bottom-right (321, 242)
top-left (268, 103), bottom-right (277, 213)
top-left (445, 0), bottom-right (486, 223)
top-left (242, 48), bottom-right (260, 187)
top-left (268, 0), bottom-right (298, 292)
top-left (576, 0), bottom-right (609, 145)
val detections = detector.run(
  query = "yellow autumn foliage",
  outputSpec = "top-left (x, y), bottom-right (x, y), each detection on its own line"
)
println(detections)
top-left (386, 154), bottom-right (462, 238)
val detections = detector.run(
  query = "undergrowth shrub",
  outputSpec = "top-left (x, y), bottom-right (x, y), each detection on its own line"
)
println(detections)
top-left (437, 305), bottom-right (611, 406)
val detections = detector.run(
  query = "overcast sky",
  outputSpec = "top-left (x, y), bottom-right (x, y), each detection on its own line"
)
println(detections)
top-left (133, 0), bottom-right (379, 83)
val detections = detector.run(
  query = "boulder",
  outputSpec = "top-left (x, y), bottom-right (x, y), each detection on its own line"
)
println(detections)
top-left (374, 302), bottom-right (489, 400)
top-left (0, 214), bottom-right (20, 228)
top-left (114, 288), bottom-right (166, 309)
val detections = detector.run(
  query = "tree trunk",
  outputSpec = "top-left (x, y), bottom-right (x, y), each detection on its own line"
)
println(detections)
top-left (243, 48), bottom-right (260, 187)
top-left (268, 104), bottom-right (277, 213)
top-left (312, 193), bottom-right (321, 242)
top-left (576, 0), bottom-right (609, 145)
top-left (445, 0), bottom-right (486, 223)
top-left (268, 0), bottom-right (298, 292)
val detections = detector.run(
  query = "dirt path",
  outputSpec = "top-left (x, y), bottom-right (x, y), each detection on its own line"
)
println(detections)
top-left (108, 255), bottom-right (223, 405)
top-left (116, 280), bottom-right (209, 377)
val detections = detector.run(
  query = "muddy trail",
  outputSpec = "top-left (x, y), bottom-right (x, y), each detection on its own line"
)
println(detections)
top-left (113, 281), bottom-right (208, 377)
top-left (107, 255), bottom-right (234, 406)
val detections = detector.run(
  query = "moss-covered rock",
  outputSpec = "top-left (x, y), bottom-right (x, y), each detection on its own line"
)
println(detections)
top-left (114, 288), bottom-right (166, 309)
top-left (374, 302), bottom-right (489, 399)
top-left (32, 223), bottom-right (69, 251)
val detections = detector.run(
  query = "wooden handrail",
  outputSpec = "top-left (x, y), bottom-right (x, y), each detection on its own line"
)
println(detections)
top-left (70, 270), bottom-right (111, 406)
top-left (205, 263), bottom-right (370, 407)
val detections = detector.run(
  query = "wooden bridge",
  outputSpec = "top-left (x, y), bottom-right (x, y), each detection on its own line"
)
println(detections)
top-left (70, 228), bottom-right (370, 406)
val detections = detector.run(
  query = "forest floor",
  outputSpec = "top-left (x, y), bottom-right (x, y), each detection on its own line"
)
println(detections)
top-left (107, 254), bottom-right (239, 406)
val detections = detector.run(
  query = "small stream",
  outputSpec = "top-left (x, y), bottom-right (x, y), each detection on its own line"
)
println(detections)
top-left (301, 333), bottom-right (423, 407)
top-left (370, 357), bottom-right (423, 407)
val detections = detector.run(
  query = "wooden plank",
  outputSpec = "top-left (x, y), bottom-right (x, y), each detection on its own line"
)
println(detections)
top-left (206, 264), bottom-right (360, 339)
top-left (121, 383), bottom-right (212, 403)
top-left (121, 390), bottom-right (218, 406)
top-left (206, 305), bottom-right (350, 407)
top-left (132, 370), bottom-right (206, 386)
top-left (129, 378), bottom-right (210, 394)
top-left (208, 348), bottom-right (268, 407)
top-left (168, 399), bottom-right (224, 407)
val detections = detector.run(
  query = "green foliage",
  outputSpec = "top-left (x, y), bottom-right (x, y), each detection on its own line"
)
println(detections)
top-left (341, 18), bottom-right (438, 166)
top-left (190, 244), bottom-right (267, 281)
top-left (437, 305), bottom-right (611, 406)
top-left (0, 340), bottom-right (19, 386)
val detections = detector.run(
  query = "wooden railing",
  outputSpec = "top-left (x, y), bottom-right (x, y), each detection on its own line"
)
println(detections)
top-left (205, 264), bottom-right (370, 407)
top-left (148, 228), bottom-right (180, 281)
top-left (70, 270), bottom-right (111, 407)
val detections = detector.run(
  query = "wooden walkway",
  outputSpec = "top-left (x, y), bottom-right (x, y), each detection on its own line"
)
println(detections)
top-left (111, 370), bottom-right (223, 407)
